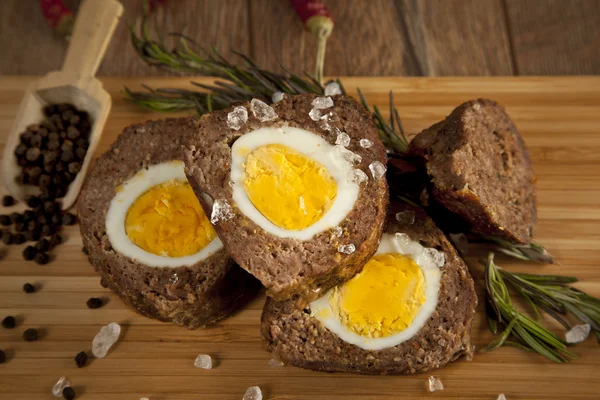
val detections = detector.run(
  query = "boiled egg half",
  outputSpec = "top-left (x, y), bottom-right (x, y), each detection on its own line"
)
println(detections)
top-left (310, 232), bottom-right (445, 350)
top-left (105, 160), bottom-right (223, 267)
top-left (230, 126), bottom-right (361, 240)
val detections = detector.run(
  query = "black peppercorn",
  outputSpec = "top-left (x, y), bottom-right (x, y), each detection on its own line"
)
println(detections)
top-left (41, 225), bottom-right (54, 237)
top-left (23, 328), bottom-right (38, 341)
top-left (0, 214), bottom-right (11, 226)
top-left (75, 147), bottom-right (86, 160)
top-left (62, 213), bottom-right (77, 226)
top-left (2, 232), bottom-right (14, 245)
top-left (51, 214), bottom-right (62, 227)
top-left (23, 246), bottom-right (37, 260)
top-left (15, 143), bottom-right (28, 157)
top-left (25, 195), bottom-right (41, 208)
top-left (25, 229), bottom-right (41, 242)
top-left (49, 234), bottom-right (63, 248)
top-left (86, 297), bottom-right (103, 309)
top-left (25, 147), bottom-right (41, 162)
top-left (43, 201), bottom-right (58, 214)
top-left (74, 351), bottom-right (88, 368)
top-left (27, 220), bottom-right (40, 231)
top-left (23, 283), bottom-right (36, 293)
top-left (2, 195), bottom-right (15, 207)
top-left (13, 234), bottom-right (26, 245)
top-left (23, 210), bottom-right (36, 221)
top-left (2, 316), bottom-right (16, 329)
top-left (62, 386), bottom-right (76, 400)
top-left (34, 252), bottom-right (50, 265)
top-left (15, 222), bottom-right (27, 233)
top-left (35, 239), bottom-right (50, 252)
top-left (10, 212), bottom-right (23, 223)
top-left (0, 349), bottom-right (5, 364)
top-left (68, 162), bottom-right (82, 175)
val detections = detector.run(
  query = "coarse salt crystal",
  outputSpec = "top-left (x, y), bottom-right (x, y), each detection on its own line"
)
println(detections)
top-left (359, 138), bottom-right (373, 148)
top-left (369, 161), bottom-right (387, 179)
top-left (497, 394), bottom-right (507, 400)
top-left (395, 210), bottom-right (415, 225)
top-left (312, 96), bottom-right (334, 110)
top-left (92, 322), bottom-right (121, 358)
top-left (194, 354), bottom-right (212, 369)
top-left (335, 132), bottom-right (351, 147)
top-left (250, 98), bottom-right (278, 122)
top-left (565, 323), bottom-right (591, 343)
top-left (268, 358), bottom-right (284, 367)
top-left (309, 107), bottom-right (322, 121)
top-left (423, 247), bottom-right (446, 268)
top-left (227, 106), bottom-right (248, 130)
top-left (271, 91), bottom-right (284, 103)
top-left (210, 200), bottom-right (235, 224)
top-left (427, 376), bottom-right (444, 392)
top-left (243, 386), bottom-right (263, 400)
top-left (52, 377), bottom-right (70, 397)
top-left (331, 226), bottom-right (343, 238)
top-left (395, 232), bottom-right (412, 247)
top-left (347, 169), bottom-right (368, 185)
top-left (324, 82), bottom-right (342, 96)
top-left (330, 145), bottom-right (362, 167)
top-left (338, 244), bottom-right (356, 254)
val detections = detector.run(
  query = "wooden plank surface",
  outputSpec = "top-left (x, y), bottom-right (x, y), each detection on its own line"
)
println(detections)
top-left (1, 76), bottom-right (600, 399)
top-left (1, 0), bottom-right (600, 76)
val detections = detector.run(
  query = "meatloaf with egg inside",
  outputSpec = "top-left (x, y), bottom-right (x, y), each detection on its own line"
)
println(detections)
top-left (183, 94), bottom-right (389, 303)
top-left (261, 203), bottom-right (477, 375)
top-left (78, 118), bottom-right (260, 329)
top-left (409, 99), bottom-right (536, 244)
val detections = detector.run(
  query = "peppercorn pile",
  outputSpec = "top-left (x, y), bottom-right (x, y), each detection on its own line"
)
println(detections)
top-left (0, 194), bottom-right (77, 264)
top-left (14, 103), bottom-right (91, 198)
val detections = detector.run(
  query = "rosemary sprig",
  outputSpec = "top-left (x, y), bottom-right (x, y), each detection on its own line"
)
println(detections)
top-left (126, 4), bottom-right (324, 113)
top-left (482, 253), bottom-right (576, 362)
top-left (479, 235), bottom-right (555, 264)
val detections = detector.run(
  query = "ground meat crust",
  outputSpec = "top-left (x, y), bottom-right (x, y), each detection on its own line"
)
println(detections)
top-left (261, 203), bottom-right (477, 375)
top-left (78, 118), bottom-right (260, 329)
top-left (183, 94), bottom-right (389, 303)
top-left (409, 99), bottom-right (536, 244)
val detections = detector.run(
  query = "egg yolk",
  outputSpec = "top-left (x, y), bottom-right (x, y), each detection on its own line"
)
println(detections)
top-left (330, 253), bottom-right (426, 338)
top-left (125, 180), bottom-right (216, 257)
top-left (243, 144), bottom-right (337, 230)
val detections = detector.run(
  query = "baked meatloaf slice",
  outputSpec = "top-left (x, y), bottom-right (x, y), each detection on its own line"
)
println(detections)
top-left (409, 99), bottom-right (536, 244)
top-left (261, 203), bottom-right (477, 375)
top-left (183, 94), bottom-right (388, 303)
top-left (78, 118), bottom-right (260, 329)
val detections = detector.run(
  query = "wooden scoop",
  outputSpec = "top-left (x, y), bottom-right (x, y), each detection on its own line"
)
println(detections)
top-left (2, 0), bottom-right (123, 210)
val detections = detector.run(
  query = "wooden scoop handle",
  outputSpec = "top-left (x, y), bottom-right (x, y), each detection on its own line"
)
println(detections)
top-left (62, 0), bottom-right (123, 79)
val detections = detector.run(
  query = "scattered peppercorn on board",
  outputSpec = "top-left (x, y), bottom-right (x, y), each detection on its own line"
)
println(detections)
top-left (1, 76), bottom-right (599, 400)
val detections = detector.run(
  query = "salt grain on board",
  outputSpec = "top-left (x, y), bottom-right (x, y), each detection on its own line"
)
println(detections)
top-left (194, 354), bottom-right (213, 369)
top-left (565, 324), bottom-right (591, 343)
top-left (92, 322), bottom-right (121, 358)
top-left (52, 377), bottom-right (70, 397)
top-left (324, 82), bottom-right (342, 96)
top-left (243, 386), bottom-right (263, 400)
top-left (427, 376), bottom-right (444, 392)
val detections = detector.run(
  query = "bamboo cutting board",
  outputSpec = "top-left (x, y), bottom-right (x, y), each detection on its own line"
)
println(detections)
top-left (0, 76), bottom-right (599, 400)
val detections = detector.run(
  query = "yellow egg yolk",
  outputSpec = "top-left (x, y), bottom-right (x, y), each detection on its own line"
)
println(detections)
top-left (125, 180), bottom-right (216, 257)
top-left (330, 253), bottom-right (426, 338)
top-left (243, 144), bottom-right (337, 230)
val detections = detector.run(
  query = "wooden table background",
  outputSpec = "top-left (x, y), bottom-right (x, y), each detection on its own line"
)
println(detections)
top-left (1, 0), bottom-right (600, 77)
top-left (0, 75), bottom-right (599, 399)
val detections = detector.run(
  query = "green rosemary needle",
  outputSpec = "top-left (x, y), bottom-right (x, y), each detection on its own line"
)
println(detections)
top-left (482, 253), bottom-right (573, 361)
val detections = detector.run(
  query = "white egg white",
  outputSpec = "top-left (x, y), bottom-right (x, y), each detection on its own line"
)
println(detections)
top-left (310, 232), bottom-right (444, 351)
top-left (230, 126), bottom-right (360, 240)
top-left (105, 160), bottom-right (223, 268)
